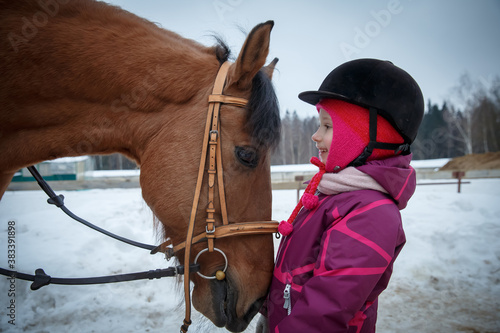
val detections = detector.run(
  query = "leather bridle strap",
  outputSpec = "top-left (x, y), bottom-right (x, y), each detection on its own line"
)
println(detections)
top-left (208, 94), bottom-right (248, 106)
top-left (181, 61), bottom-right (235, 333)
top-left (150, 222), bottom-right (279, 258)
top-left (180, 61), bottom-right (281, 332)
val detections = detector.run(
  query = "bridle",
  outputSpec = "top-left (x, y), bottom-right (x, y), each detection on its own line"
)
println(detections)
top-left (0, 61), bottom-right (279, 332)
top-left (170, 60), bottom-right (279, 332)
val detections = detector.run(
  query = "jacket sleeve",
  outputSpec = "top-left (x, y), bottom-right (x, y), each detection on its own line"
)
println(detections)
top-left (276, 197), bottom-right (405, 332)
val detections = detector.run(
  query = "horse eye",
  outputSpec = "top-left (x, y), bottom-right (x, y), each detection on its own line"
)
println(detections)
top-left (235, 146), bottom-right (259, 168)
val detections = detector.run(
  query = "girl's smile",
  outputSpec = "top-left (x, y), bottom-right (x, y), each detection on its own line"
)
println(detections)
top-left (311, 108), bottom-right (333, 164)
top-left (316, 146), bottom-right (328, 161)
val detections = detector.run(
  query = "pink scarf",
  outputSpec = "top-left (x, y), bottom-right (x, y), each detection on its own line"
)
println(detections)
top-left (318, 167), bottom-right (387, 195)
top-left (278, 159), bottom-right (387, 237)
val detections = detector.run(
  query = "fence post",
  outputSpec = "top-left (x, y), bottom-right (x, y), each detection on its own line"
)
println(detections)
top-left (452, 171), bottom-right (465, 193)
top-left (295, 175), bottom-right (304, 203)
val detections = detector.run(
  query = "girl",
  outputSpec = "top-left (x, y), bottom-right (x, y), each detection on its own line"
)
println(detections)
top-left (259, 58), bottom-right (424, 332)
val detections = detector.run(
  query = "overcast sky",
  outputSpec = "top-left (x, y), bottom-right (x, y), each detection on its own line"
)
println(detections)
top-left (105, 0), bottom-right (500, 118)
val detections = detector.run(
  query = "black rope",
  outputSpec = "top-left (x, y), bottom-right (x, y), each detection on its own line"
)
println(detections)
top-left (26, 166), bottom-right (156, 251)
top-left (1, 264), bottom-right (200, 290)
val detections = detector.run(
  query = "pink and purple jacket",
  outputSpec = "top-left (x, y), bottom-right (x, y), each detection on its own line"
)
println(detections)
top-left (267, 154), bottom-right (416, 332)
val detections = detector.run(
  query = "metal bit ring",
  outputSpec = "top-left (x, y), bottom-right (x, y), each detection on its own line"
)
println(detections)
top-left (193, 248), bottom-right (228, 280)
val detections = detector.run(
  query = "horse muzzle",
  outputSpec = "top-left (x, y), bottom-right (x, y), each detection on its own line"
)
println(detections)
top-left (208, 272), bottom-right (265, 332)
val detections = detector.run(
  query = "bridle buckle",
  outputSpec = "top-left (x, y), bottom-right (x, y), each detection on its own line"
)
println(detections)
top-left (209, 130), bottom-right (218, 139)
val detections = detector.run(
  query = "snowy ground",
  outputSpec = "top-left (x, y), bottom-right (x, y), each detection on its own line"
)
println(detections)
top-left (1, 179), bottom-right (499, 332)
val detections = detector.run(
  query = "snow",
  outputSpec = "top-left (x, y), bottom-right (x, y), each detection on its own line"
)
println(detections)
top-left (43, 156), bottom-right (90, 164)
top-left (270, 164), bottom-right (318, 173)
top-left (269, 158), bottom-right (451, 173)
top-left (410, 158), bottom-right (451, 169)
top-left (1, 179), bottom-right (499, 332)
top-left (85, 169), bottom-right (140, 178)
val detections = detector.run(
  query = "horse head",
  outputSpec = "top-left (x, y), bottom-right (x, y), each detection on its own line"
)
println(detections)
top-left (139, 21), bottom-right (280, 331)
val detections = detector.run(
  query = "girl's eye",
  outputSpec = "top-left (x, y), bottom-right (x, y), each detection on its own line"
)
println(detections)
top-left (235, 146), bottom-right (259, 168)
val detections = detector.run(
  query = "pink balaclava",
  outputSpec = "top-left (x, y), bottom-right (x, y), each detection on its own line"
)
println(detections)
top-left (278, 98), bottom-right (404, 236)
top-left (317, 98), bottom-right (404, 172)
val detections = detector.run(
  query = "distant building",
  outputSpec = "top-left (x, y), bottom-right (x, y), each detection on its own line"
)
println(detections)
top-left (12, 156), bottom-right (93, 182)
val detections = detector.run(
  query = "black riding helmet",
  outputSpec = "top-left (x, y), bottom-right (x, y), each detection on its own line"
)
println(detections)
top-left (299, 58), bottom-right (424, 166)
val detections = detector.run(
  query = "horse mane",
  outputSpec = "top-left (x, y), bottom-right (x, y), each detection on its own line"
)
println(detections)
top-left (247, 71), bottom-right (281, 149)
top-left (213, 36), bottom-right (231, 65)
top-left (212, 38), bottom-right (281, 150)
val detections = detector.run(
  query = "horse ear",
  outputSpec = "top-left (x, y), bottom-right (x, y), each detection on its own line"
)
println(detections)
top-left (227, 20), bottom-right (274, 90)
top-left (262, 57), bottom-right (279, 80)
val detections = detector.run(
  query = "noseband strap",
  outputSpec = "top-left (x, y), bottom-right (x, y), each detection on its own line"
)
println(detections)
top-left (150, 222), bottom-right (279, 257)
top-left (208, 94), bottom-right (248, 106)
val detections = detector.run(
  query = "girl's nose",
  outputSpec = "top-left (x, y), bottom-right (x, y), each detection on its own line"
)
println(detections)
top-left (312, 129), bottom-right (320, 143)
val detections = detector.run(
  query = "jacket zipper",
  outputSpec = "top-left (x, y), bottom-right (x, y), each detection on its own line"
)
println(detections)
top-left (283, 283), bottom-right (291, 315)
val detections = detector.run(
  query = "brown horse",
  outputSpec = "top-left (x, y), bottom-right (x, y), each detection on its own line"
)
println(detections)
top-left (0, 1), bottom-right (281, 332)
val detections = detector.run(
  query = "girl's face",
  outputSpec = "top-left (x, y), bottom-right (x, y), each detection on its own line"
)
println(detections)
top-left (311, 108), bottom-right (333, 164)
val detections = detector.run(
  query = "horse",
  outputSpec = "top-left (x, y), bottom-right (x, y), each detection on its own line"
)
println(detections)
top-left (0, 1), bottom-right (281, 332)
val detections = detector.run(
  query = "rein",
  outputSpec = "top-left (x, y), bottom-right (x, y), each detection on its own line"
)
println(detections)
top-left (0, 265), bottom-right (200, 290)
top-left (0, 165), bottom-right (200, 289)
top-left (1, 61), bottom-right (278, 332)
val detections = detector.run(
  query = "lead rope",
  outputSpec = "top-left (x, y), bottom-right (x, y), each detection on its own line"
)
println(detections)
top-left (181, 61), bottom-right (233, 333)
top-left (26, 166), bottom-right (157, 251)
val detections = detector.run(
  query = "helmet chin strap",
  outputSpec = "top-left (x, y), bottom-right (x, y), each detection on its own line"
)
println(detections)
top-left (350, 107), bottom-right (411, 167)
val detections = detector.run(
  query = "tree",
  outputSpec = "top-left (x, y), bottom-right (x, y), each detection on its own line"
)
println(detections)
top-left (448, 73), bottom-right (500, 156)
top-left (270, 110), bottom-right (318, 165)
top-left (412, 73), bottom-right (500, 160)
top-left (413, 101), bottom-right (456, 159)
top-left (91, 153), bottom-right (137, 170)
